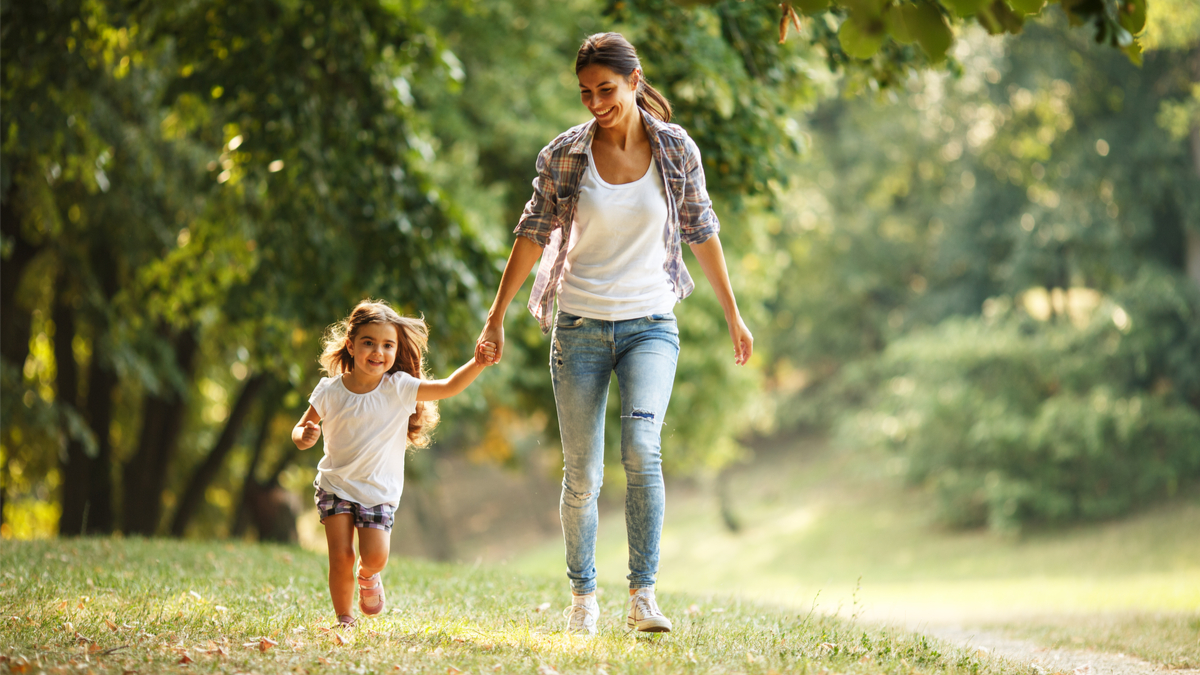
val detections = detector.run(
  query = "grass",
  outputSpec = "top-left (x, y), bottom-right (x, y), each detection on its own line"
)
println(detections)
top-left (0, 537), bottom-right (1026, 675)
top-left (507, 436), bottom-right (1200, 667)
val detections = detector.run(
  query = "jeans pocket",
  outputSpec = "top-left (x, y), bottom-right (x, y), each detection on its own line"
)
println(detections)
top-left (557, 312), bottom-right (585, 329)
top-left (647, 312), bottom-right (676, 323)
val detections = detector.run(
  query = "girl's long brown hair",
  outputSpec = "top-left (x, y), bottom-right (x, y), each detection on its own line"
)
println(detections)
top-left (319, 300), bottom-right (440, 448)
top-left (575, 32), bottom-right (672, 124)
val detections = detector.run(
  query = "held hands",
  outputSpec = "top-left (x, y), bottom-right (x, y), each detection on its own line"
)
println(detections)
top-left (475, 320), bottom-right (504, 366)
top-left (474, 340), bottom-right (498, 366)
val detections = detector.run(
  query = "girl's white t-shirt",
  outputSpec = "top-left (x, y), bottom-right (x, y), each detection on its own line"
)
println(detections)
top-left (557, 145), bottom-right (677, 320)
top-left (309, 371), bottom-right (420, 508)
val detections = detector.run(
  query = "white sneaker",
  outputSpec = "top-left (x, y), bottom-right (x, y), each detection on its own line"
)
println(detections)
top-left (626, 588), bottom-right (672, 633)
top-left (563, 593), bottom-right (599, 636)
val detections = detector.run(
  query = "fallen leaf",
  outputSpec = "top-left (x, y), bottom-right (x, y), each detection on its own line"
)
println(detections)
top-left (686, 604), bottom-right (701, 615)
top-left (446, 667), bottom-right (463, 675)
top-left (536, 665), bottom-right (560, 675)
top-left (333, 631), bottom-right (347, 646)
top-left (452, 636), bottom-right (467, 643)
top-left (259, 637), bottom-right (278, 652)
top-left (57, 601), bottom-right (69, 611)
top-left (88, 643), bottom-right (104, 654)
top-left (533, 602), bottom-right (551, 613)
top-left (293, 626), bottom-right (306, 634)
top-left (75, 632), bottom-right (94, 644)
top-left (318, 656), bottom-right (332, 665)
top-left (179, 653), bottom-right (194, 664)
top-left (105, 619), bottom-right (118, 632)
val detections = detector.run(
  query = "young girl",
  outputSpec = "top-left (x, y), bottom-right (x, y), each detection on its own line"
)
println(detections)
top-left (292, 300), bottom-right (494, 627)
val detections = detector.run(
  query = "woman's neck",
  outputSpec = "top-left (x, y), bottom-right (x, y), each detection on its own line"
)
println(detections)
top-left (595, 107), bottom-right (646, 151)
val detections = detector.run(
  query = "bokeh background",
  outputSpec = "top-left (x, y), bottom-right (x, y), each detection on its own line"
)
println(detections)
top-left (3, 0), bottom-right (1198, 635)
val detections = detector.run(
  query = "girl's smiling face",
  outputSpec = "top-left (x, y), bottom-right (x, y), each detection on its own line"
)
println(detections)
top-left (578, 63), bottom-right (640, 129)
top-left (346, 322), bottom-right (399, 377)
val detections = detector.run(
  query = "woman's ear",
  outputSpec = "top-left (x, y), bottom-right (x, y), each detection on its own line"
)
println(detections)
top-left (345, 337), bottom-right (354, 357)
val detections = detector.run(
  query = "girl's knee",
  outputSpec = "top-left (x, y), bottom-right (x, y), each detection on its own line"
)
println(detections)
top-left (359, 547), bottom-right (389, 572)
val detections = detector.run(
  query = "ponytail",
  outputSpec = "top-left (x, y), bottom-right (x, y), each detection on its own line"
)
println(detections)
top-left (635, 80), bottom-right (672, 124)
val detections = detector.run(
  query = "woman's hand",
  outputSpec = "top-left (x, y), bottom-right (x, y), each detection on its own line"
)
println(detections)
top-left (728, 315), bottom-right (754, 366)
top-left (476, 321), bottom-right (504, 365)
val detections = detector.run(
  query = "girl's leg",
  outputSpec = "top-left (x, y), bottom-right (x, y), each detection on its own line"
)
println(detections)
top-left (613, 314), bottom-right (679, 591)
top-left (356, 526), bottom-right (390, 615)
top-left (356, 526), bottom-right (390, 577)
top-left (551, 314), bottom-right (615, 596)
top-left (323, 513), bottom-right (357, 617)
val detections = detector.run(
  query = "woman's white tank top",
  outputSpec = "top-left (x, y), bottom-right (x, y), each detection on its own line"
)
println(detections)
top-left (557, 145), bottom-right (678, 320)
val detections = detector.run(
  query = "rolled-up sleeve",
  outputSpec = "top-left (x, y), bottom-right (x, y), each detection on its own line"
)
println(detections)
top-left (513, 145), bottom-right (558, 247)
top-left (678, 136), bottom-right (720, 245)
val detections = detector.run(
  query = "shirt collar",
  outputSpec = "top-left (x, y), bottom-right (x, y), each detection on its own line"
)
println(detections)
top-left (568, 108), bottom-right (670, 156)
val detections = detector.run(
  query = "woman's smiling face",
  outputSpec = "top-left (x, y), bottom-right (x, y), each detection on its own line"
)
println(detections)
top-left (578, 63), bottom-right (639, 129)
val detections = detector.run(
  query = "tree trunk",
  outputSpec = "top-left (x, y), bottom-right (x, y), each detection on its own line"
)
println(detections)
top-left (121, 326), bottom-right (199, 536)
top-left (1188, 120), bottom-right (1200, 288)
top-left (169, 373), bottom-right (267, 536)
top-left (0, 183), bottom-right (39, 370)
top-left (231, 395), bottom-right (278, 538)
top-left (54, 277), bottom-right (92, 537)
top-left (82, 351), bottom-right (117, 534)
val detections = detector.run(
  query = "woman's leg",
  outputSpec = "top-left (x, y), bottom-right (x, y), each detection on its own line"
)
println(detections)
top-left (323, 513), bottom-right (357, 617)
top-left (613, 315), bottom-right (679, 590)
top-left (551, 315), bottom-right (615, 595)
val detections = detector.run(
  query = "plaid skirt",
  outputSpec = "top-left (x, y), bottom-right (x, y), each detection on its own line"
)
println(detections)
top-left (314, 487), bottom-right (396, 532)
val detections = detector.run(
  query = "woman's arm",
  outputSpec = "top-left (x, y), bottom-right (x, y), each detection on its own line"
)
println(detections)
top-left (292, 406), bottom-right (323, 450)
top-left (689, 234), bottom-right (754, 366)
top-left (417, 352), bottom-right (492, 401)
top-left (475, 236), bottom-right (544, 365)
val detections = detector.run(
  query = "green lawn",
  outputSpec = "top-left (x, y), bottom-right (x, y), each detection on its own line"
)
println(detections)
top-left (1, 538), bottom-right (1023, 675)
top-left (509, 436), bottom-right (1200, 666)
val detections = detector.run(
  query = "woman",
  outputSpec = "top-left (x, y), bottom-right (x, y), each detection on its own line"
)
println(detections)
top-left (475, 32), bottom-right (753, 636)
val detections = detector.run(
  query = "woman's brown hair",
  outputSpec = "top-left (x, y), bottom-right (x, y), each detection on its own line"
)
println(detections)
top-left (575, 32), bottom-right (672, 124)
top-left (319, 300), bottom-right (440, 448)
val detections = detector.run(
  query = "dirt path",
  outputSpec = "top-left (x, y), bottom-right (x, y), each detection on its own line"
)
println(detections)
top-left (923, 624), bottom-right (1196, 675)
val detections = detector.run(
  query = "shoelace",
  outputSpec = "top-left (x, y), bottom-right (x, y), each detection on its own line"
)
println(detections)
top-left (563, 604), bottom-right (596, 627)
top-left (632, 594), bottom-right (662, 619)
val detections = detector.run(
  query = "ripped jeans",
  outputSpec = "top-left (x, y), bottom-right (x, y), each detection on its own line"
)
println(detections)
top-left (550, 311), bottom-right (680, 594)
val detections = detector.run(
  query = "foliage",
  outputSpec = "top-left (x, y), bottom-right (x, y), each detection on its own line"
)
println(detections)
top-left (841, 268), bottom-right (1200, 531)
top-left (0, 537), bottom-right (1027, 675)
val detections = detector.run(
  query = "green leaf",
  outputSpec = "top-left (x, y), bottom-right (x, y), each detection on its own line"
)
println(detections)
top-left (838, 14), bottom-right (888, 60)
top-left (1006, 0), bottom-right (1047, 16)
top-left (908, 1), bottom-right (953, 62)
top-left (886, 4), bottom-right (916, 44)
top-left (1118, 0), bottom-right (1146, 34)
top-left (1122, 37), bottom-right (1144, 64)
top-left (977, 0), bottom-right (1025, 34)
top-left (942, 0), bottom-right (991, 17)
top-left (793, 0), bottom-right (831, 15)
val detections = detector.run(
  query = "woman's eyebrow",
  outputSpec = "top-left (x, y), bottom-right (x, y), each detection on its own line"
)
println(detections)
top-left (579, 81), bottom-right (617, 89)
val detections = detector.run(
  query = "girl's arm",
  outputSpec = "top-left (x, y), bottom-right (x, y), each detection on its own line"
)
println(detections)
top-left (475, 236), bottom-right (544, 365)
top-left (689, 234), bottom-right (754, 366)
top-left (292, 406), bottom-right (323, 449)
top-left (417, 351), bottom-right (493, 402)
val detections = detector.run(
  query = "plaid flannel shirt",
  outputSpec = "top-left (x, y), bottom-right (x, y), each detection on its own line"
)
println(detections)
top-left (514, 109), bottom-right (721, 334)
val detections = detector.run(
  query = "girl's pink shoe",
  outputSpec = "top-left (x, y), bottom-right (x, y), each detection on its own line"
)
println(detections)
top-left (357, 573), bottom-right (385, 616)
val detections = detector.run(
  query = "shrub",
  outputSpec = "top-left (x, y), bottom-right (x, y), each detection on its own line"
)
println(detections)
top-left (841, 268), bottom-right (1200, 531)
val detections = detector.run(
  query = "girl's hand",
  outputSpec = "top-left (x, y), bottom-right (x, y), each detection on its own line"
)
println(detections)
top-left (476, 321), bottom-right (504, 365)
top-left (299, 421), bottom-right (321, 445)
top-left (728, 315), bottom-right (754, 366)
top-left (475, 341), bottom-right (498, 366)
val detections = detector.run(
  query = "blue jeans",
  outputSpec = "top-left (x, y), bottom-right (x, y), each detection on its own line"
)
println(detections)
top-left (551, 311), bottom-right (680, 594)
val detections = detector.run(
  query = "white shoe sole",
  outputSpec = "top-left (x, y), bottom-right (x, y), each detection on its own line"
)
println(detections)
top-left (627, 616), bottom-right (672, 632)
